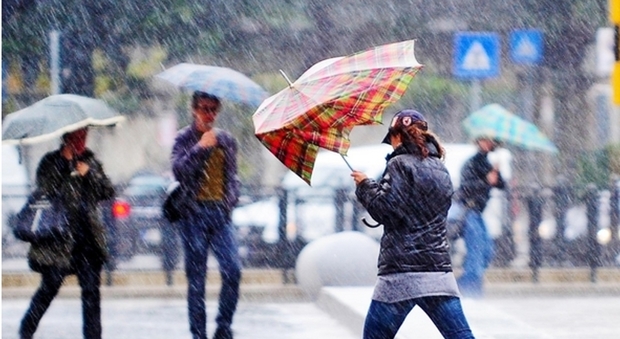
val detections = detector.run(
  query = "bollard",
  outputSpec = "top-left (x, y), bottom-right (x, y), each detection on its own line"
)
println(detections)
top-left (276, 187), bottom-right (293, 283)
top-left (102, 198), bottom-right (117, 286)
top-left (493, 186), bottom-right (516, 267)
top-left (351, 199), bottom-right (363, 232)
top-left (553, 177), bottom-right (571, 265)
top-left (160, 220), bottom-right (180, 286)
top-left (610, 178), bottom-right (620, 260)
top-left (527, 186), bottom-right (543, 283)
top-left (585, 184), bottom-right (600, 282)
top-left (334, 188), bottom-right (348, 233)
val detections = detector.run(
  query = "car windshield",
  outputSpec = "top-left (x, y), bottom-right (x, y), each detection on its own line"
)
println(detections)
top-left (123, 175), bottom-right (168, 196)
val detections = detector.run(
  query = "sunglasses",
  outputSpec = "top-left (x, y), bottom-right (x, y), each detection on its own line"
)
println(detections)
top-left (195, 105), bottom-right (219, 113)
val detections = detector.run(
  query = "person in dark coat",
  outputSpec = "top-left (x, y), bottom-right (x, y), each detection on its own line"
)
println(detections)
top-left (456, 137), bottom-right (505, 297)
top-left (171, 91), bottom-right (242, 339)
top-left (351, 109), bottom-right (475, 339)
top-left (19, 127), bottom-right (115, 339)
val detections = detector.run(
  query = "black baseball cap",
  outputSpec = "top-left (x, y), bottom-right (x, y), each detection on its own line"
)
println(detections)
top-left (381, 109), bottom-right (427, 144)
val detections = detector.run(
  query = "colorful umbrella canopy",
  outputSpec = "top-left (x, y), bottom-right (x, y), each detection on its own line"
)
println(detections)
top-left (463, 103), bottom-right (558, 153)
top-left (156, 63), bottom-right (269, 107)
top-left (252, 40), bottom-right (423, 184)
top-left (2, 94), bottom-right (125, 145)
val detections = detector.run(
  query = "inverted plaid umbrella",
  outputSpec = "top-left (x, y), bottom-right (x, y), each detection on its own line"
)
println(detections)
top-left (156, 63), bottom-right (269, 107)
top-left (463, 103), bottom-right (558, 153)
top-left (252, 40), bottom-right (423, 184)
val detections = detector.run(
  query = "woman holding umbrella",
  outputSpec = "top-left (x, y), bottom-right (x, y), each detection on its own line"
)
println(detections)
top-left (18, 127), bottom-right (115, 339)
top-left (351, 109), bottom-right (475, 339)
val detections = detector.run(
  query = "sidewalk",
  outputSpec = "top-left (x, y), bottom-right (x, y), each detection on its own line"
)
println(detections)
top-left (4, 255), bottom-right (620, 338)
top-left (2, 298), bottom-right (359, 339)
top-left (4, 287), bottom-right (620, 339)
top-left (317, 287), bottom-right (620, 339)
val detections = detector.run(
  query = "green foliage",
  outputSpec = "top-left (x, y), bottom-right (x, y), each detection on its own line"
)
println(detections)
top-left (2, 4), bottom-right (48, 57)
top-left (100, 91), bottom-right (143, 116)
top-left (1, 0), bottom-right (610, 184)
top-left (399, 74), bottom-right (467, 116)
top-left (577, 144), bottom-right (620, 189)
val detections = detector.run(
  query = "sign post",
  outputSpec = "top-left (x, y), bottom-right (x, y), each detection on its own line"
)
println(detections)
top-left (510, 29), bottom-right (543, 123)
top-left (49, 30), bottom-right (61, 95)
top-left (453, 32), bottom-right (500, 112)
top-left (509, 29), bottom-right (545, 190)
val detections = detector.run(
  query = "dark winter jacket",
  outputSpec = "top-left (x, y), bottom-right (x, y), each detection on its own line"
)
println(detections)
top-left (28, 148), bottom-right (115, 272)
top-left (170, 124), bottom-right (240, 216)
top-left (457, 151), bottom-right (505, 212)
top-left (355, 142), bottom-right (454, 275)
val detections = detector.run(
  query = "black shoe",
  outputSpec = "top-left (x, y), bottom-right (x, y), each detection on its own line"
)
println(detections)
top-left (213, 326), bottom-right (233, 339)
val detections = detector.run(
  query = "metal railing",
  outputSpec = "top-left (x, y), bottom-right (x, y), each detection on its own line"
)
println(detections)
top-left (521, 180), bottom-right (620, 282)
top-left (4, 180), bottom-right (619, 285)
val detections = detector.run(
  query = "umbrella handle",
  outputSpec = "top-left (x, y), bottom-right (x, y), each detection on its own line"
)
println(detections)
top-left (362, 217), bottom-right (381, 228)
top-left (340, 154), bottom-right (354, 172)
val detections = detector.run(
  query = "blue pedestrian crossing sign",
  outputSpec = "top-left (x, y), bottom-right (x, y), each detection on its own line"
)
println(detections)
top-left (510, 29), bottom-right (543, 65)
top-left (453, 32), bottom-right (500, 79)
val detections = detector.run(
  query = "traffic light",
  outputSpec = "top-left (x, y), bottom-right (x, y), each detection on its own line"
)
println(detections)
top-left (611, 0), bottom-right (620, 104)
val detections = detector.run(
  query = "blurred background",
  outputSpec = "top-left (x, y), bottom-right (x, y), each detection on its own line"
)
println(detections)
top-left (2, 0), bottom-right (619, 274)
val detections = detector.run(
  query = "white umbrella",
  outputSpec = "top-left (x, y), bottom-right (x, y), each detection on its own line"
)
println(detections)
top-left (2, 94), bottom-right (125, 145)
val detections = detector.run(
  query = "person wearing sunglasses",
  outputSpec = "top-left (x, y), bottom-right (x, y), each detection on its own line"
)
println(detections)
top-left (170, 91), bottom-right (242, 339)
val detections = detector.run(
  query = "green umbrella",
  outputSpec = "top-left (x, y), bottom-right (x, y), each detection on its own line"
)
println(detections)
top-left (463, 104), bottom-right (558, 153)
top-left (2, 94), bottom-right (125, 145)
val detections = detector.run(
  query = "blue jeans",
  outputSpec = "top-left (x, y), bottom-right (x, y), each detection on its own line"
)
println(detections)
top-left (180, 204), bottom-right (242, 339)
top-left (363, 296), bottom-right (475, 339)
top-left (457, 210), bottom-right (494, 298)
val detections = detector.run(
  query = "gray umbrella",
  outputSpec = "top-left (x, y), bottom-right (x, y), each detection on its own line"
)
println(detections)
top-left (2, 94), bottom-right (125, 145)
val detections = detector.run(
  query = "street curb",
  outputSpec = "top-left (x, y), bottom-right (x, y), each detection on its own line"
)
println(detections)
top-left (316, 288), bottom-right (365, 338)
top-left (2, 284), bottom-right (311, 302)
top-left (1, 268), bottom-right (286, 288)
top-left (4, 267), bottom-right (620, 300)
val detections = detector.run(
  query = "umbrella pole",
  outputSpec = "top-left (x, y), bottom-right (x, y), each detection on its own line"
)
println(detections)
top-left (340, 154), bottom-right (354, 172)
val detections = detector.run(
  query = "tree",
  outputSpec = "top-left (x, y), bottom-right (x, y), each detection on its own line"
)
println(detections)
top-left (519, 0), bottom-right (608, 178)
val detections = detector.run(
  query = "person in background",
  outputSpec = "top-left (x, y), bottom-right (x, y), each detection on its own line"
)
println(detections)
top-left (351, 109), bottom-right (475, 339)
top-left (19, 127), bottom-right (115, 339)
top-left (171, 91), bottom-right (242, 339)
top-left (456, 137), bottom-right (505, 298)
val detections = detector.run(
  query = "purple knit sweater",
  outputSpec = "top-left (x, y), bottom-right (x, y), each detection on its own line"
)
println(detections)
top-left (171, 123), bottom-right (240, 212)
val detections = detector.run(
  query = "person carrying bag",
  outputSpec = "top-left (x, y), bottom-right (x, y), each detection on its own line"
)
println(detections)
top-left (16, 128), bottom-right (115, 339)
top-left (13, 189), bottom-right (74, 274)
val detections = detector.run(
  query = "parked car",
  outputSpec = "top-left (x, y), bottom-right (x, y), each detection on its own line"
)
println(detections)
top-left (232, 144), bottom-right (514, 267)
top-left (111, 172), bottom-right (178, 265)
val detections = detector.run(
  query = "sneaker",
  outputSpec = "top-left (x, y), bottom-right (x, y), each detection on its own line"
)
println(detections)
top-left (213, 326), bottom-right (233, 339)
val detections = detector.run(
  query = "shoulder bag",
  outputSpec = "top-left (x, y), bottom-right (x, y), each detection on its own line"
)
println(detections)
top-left (162, 181), bottom-right (187, 223)
top-left (13, 190), bottom-right (70, 243)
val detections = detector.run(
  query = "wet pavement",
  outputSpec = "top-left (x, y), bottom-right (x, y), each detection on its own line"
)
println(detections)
top-left (318, 287), bottom-right (620, 339)
top-left (4, 254), bottom-right (620, 338)
top-left (2, 298), bottom-right (358, 339)
top-left (3, 288), bottom-right (620, 339)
